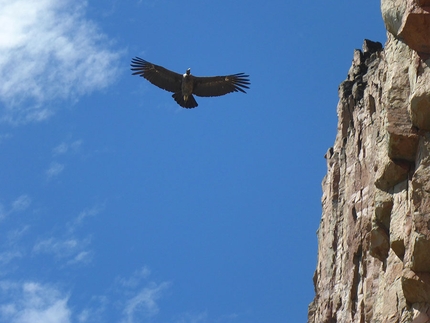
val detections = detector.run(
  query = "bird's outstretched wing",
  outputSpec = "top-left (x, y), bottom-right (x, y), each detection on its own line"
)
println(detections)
top-left (130, 57), bottom-right (182, 93)
top-left (192, 73), bottom-right (250, 97)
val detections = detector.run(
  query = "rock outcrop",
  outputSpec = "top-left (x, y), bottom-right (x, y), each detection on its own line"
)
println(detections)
top-left (308, 1), bottom-right (430, 322)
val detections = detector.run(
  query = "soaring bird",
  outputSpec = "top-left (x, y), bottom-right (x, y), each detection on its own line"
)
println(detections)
top-left (130, 57), bottom-right (250, 108)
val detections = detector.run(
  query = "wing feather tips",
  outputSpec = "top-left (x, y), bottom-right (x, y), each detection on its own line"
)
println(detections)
top-left (230, 73), bottom-right (250, 93)
top-left (130, 57), bottom-right (151, 76)
top-left (130, 57), bottom-right (182, 93)
top-left (130, 57), bottom-right (148, 66)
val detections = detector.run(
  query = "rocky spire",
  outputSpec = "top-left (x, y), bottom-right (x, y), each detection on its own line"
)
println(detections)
top-left (308, 1), bottom-right (430, 322)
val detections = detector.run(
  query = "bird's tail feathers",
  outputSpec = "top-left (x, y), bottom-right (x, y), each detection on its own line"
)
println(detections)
top-left (172, 92), bottom-right (198, 108)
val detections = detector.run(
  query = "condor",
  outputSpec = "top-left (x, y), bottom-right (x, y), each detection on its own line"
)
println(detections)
top-left (130, 57), bottom-right (250, 108)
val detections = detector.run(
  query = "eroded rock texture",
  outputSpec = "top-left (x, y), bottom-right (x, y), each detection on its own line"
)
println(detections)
top-left (308, 1), bottom-right (430, 322)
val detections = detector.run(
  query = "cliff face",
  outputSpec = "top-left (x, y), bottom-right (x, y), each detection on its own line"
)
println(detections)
top-left (308, 1), bottom-right (430, 322)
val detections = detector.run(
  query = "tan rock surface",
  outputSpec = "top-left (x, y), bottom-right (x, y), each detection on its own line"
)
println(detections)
top-left (382, 0), bottom-right (430, 55)
top-left (308, 1), bottom-right (430, 320)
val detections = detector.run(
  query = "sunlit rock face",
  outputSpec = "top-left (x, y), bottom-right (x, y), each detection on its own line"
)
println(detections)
top-left (308, 2), bottom-right (430, 321)
top-left (382, 0), bottom-right (430, 56)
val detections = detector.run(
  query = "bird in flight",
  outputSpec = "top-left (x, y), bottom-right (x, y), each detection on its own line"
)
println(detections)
top-left (130, 57), bottom-right (250, 108)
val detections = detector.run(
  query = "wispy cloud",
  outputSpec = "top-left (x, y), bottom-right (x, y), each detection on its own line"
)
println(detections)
top-left (0, 194), bottom-right (31, 221)
top-left (0, 0), bottom-right (121, 124)
top-left (46, 162), bottom-right (65, 179)
top-left (113, 266), bottom-right (171, 323)
top-left (47, 139), bottom-right (83, 180)
top-left (66, 202), bottom-right (105, 234)
top-left (11, 195), bottom-right (31, 213)
top-left (117, 266), bottom-right (151, 289)
top-left (33, 238), bottom-right (78, 254)
top-left (0, 281), bottom-right (71, 323)
top-left (6, 226), bottom-right (30, 244)
top-left (0, 222), bottom-right (29, 273)
top-left (74, 203), bottom-right (104, 226)
top-left (52, 143), bottom-right (69, 156)
top-left (33, 236), bottom-right (92, 265)
top-left (121, 282), bottom-right (170, 323)
top-left (0, 251), bottom-right (23, 267)
top-left (76, 295), bottom-right (108, 323)
top-left (52, 140), bottom-right (83, 156)
top-left (67, 250), bottom-right (92, 265)
top-left (32, 204), bottom-right (104, 266)
top-left (0, 226), bottom-right (29, 269)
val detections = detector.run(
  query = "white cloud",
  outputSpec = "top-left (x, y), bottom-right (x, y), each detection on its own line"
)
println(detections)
top-left (75, 203), bottom-right (104, 225)
top-left (46, 162), bottom-right (65, 179)
top-left (117, 266), bottom-right (151, 289)
top-left (11, 195), bottom-right (31, 212)
top-left (0, 251), bottom-right (23, 266)
top-left (34, 238), bottom-right (77, 254)
top-left (52, 143), bottom-right (69, 155)
top-left (6, 226), bottom-right (30, 244)
top-left (121, 282), bottom-right (170, 323)
top-left (0, 0), bottom-right (121, 124)
top-left (66, 202), bottom-right (105, 234)
top-left (76, 295), bottom-right (108, 323)
top-left (0, 281), bottom-right (71, 323)
top-left (67, 251), bottom-right (92, 265)
top-left (0, 194), bottom-right (31, 221)
top-left (33, 236), bottom-right (92, 265)
top-left (52, 140), bottom-right (83, 156)
top-left (32, 204), bottom-right (100, 266)
top-left (0, 227), bottom-right (29, 269)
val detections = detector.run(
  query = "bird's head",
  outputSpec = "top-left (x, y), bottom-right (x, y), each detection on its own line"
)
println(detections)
top-left (186, 68), bottom-right (191, 75)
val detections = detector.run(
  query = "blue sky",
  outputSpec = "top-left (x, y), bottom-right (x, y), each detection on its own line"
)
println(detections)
top-left (0, 1), bottom-right (386, 322)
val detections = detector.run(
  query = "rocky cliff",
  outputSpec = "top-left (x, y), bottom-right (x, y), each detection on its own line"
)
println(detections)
top-left (308, 1), bottom-right (430, 322)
